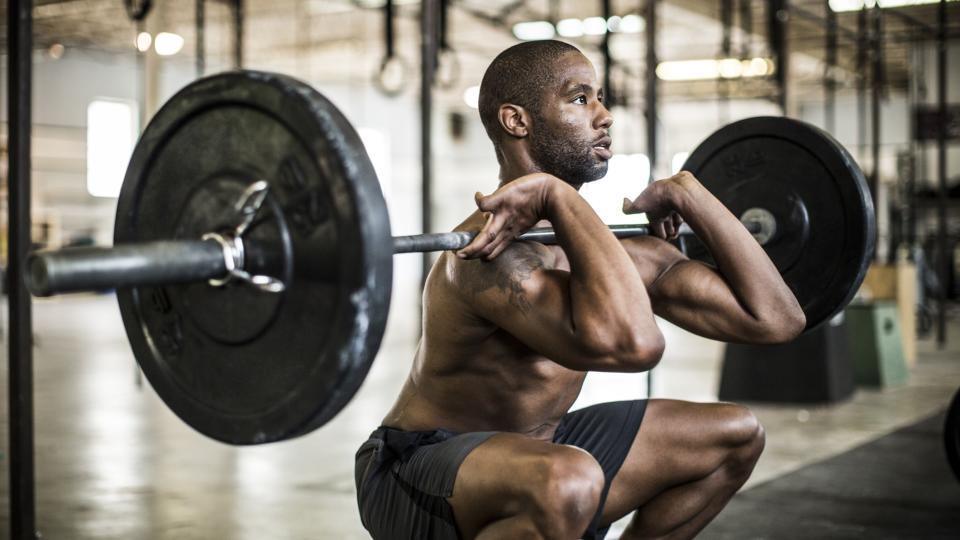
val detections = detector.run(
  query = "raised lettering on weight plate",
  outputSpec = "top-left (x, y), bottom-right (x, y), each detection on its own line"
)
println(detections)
top-left (278, 156), bottom-right (328, 236)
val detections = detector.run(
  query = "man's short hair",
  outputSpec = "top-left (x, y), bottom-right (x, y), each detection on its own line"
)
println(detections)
top-left (478, 40), bottom-right (581, 163)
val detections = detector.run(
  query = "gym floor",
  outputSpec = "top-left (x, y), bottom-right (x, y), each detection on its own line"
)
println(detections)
top-left (0, 294), bottom-right (957, 539)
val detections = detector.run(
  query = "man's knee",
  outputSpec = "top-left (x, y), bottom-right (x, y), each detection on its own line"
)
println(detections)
top-left (525, 448), bottom-right (604, 536)
top-left (718, 405), bottom-right (765, 472)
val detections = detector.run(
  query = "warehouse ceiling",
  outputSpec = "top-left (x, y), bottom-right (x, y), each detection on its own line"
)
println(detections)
top-left (3, 0), bottom-right (960, 104)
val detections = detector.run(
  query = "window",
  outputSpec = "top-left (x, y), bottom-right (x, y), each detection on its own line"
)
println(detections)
top-left (86, 99), bottom-right (137, 198)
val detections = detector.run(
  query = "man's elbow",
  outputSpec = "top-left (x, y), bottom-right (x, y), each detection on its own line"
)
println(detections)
top-left (757, 309), bottom-right (806, 344)
top-left (620, 329), bottom-right (665, 372)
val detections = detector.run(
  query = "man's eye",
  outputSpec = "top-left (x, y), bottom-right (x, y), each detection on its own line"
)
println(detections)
top-left (574, 95), bottom-right (587, 104)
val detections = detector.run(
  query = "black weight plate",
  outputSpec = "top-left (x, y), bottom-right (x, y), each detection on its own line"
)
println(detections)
top-left (946, 387), bottom-right (960, 483)
top-left (683, 117), bottom-right (876, 331)
top-left (115, 71), bottom-right (393, 444)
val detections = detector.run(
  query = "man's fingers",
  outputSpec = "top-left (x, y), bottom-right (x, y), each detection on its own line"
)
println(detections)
top-left (475, 191), bottom-right (501, 213)
top-left (622, 196), bottom-right (648, 215)
top-left (459, 212), bottom-right (511, 259)
top-left (457, 213), bottom-right (495, 258)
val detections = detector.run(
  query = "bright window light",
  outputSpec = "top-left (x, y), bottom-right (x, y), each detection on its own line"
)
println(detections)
top-left (829, 0), bottom-right (956, 12)
top-left (580, 153), bottom-right (650, 224)
top-left (154, 32), bottom-right (184, 56)
top-left (135, 31), bottom-right (151, 52)
top-left (557, 18), bottom-right (585, 37)
top-left (512, 21), bottom-right (556, 41)
top-left (463, 85), bottom-right (480, 109)
top-left (358, 128), bottom-right (391, 198)
top-left (87, 99), bottom-right (138, 198)
top-left (671, 152), bottom-right (690, 174)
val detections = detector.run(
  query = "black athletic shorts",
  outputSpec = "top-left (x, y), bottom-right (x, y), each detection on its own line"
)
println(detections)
top-left (354, 399), bottom-right (648, 540)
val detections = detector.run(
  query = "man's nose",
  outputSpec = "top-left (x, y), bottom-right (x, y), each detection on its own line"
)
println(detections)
top-left (596, 105), bottom-right (613, 130)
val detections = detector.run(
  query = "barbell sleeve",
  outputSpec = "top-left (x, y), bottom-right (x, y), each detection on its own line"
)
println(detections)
top-left (26, 240), bottom-right (227, 297)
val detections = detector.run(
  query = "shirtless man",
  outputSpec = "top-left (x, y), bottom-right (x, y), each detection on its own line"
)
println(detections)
top-left (355, 40), bottom-right (805, 540)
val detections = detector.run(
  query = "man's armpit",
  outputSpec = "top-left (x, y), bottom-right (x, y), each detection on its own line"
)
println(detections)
top-left (458, 243), bottom-right (549, 315)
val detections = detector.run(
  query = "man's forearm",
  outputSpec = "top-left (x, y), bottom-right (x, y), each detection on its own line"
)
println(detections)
top-left (546, 180), bottom-right (663, 366)
top-left (670, 174), bottom-right (803, 328)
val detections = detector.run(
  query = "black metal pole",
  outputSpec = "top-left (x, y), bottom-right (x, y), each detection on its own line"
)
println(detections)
top-left (7, 0), bottom-right (35, 538)
top-left (768, 0), bottom-right (788, 114)
top-left (870, 5), bottom-right (882, 238)
top-left (936, 0), bottom-right (948, 346)
top-left (857, 5), bottom-right (868, 163)
top-left (421, 0), bottom-right (438, 289)
top-left (196, 0), bottom-right (205, 78)
top-left (645, 0), bottom-right (658, 180)
top-left (739, 0), bottom-right (752, 59)
top-left (720, 0), bottom-right (733, 125)
top-left (601, 0), bottom-right (614, 107)
top-left (825, 0), bottom-right (837, 134)
top-left (234, 0), bottom-right (244, 68)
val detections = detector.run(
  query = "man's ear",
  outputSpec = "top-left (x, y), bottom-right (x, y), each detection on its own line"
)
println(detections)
top-left (497, 103), bottom-right (530, 138)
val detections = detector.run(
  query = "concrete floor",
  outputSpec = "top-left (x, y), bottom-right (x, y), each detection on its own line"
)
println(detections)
top-left (1, 294), bottom-right (958, 539)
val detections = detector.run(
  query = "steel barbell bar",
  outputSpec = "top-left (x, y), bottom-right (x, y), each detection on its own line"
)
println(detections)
top-left (27, 195), bottom-right (767, 297)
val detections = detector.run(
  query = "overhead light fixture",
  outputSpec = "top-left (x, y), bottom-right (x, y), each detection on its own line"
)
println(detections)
top-left (512, 21), bottom-right (556, 41)
top-left (619, 14), bottom-right (644, 33)
top-left (515, 14), bottom-right (645, 41)
top-left (656, 57), bottom-right (774, 81)
top-left (829, 0), bottom-right (956, 11)
top-left (463, 85), bottom-right (480, 109)
top-left (557, 18), bottom-right (584, 37)
top-left (154, 32), bottom-right (184, 56)
top-left (582, 16), bottom-right (608, 36)
top-left (135, 32), bottom-right (152, 52)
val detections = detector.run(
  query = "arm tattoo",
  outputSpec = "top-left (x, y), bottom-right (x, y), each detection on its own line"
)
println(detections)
top-left (462, 245), bottom-right (546, 315)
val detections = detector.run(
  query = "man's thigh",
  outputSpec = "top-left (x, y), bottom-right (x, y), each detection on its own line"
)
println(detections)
top-left (446, 432), bottom-right (600, 538)
top-left (599, 398), bottom-right (762, 524)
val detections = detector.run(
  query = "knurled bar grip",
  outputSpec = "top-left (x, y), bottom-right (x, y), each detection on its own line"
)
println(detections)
top-left (27, 240), bottom-right (226, 297)
top-left (391, 223), bottom-right (763, 253)
top-left (392, 224), bottom-right (661, 253)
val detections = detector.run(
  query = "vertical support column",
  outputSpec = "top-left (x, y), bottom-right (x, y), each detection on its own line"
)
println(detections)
top-left (768, 0), bottom-right (788, 114)
top-left (857, 5), bottom-right (868, 163)
top-left (144, 11), bottom-right (160, 126)
top-left (644, 0), bottom-right (658, 396)
top-left (234, 0), bottom-right (244, 68)
top-left (825, 0), bottom-right (837, 134)
top-left (601, 0), bottom-right (614, 106)
top-left (720, 0), bottom-right (733, 125)
top-left (645, 0), bottom-right (658, 180)
top-left (936, 0), bottom-right (948, 346)
top-left (870, 5), bottom-right (883, 235)
top-left (196, 0), bottom-right (205, 78)
top-left (421, 0), bottom-right (438, 289)
top-left (7, 0), bottom-right (36, 538)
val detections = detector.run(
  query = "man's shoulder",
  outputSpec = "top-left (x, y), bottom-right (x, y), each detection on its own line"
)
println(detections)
top-left (442, 241), bottom-right (556, 301)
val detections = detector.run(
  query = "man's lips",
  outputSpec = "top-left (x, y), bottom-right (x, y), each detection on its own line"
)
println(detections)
top-left (593, 136), bottom-right (613, 160)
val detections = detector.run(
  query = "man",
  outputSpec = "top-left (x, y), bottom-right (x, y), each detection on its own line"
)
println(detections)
top-left (355, 40), bottom-right (805, 540)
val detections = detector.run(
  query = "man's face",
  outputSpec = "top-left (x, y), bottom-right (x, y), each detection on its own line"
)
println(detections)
top-left (528, 52), bottom-right (614, 186)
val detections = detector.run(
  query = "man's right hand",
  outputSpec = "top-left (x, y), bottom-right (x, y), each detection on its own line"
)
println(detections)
top-left (458, 173), bottom-right (566, 261)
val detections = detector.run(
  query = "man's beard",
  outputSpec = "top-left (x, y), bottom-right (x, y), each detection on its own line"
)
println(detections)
top-left (528, 116), bottom-right (609, 186)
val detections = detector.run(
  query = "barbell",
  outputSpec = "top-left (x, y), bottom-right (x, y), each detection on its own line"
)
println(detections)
top-left (25, 71), bottom-right (875, 445)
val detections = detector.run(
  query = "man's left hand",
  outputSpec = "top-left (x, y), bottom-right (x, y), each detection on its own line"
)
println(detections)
top-left (622, 173), bottom-right (691, 241)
